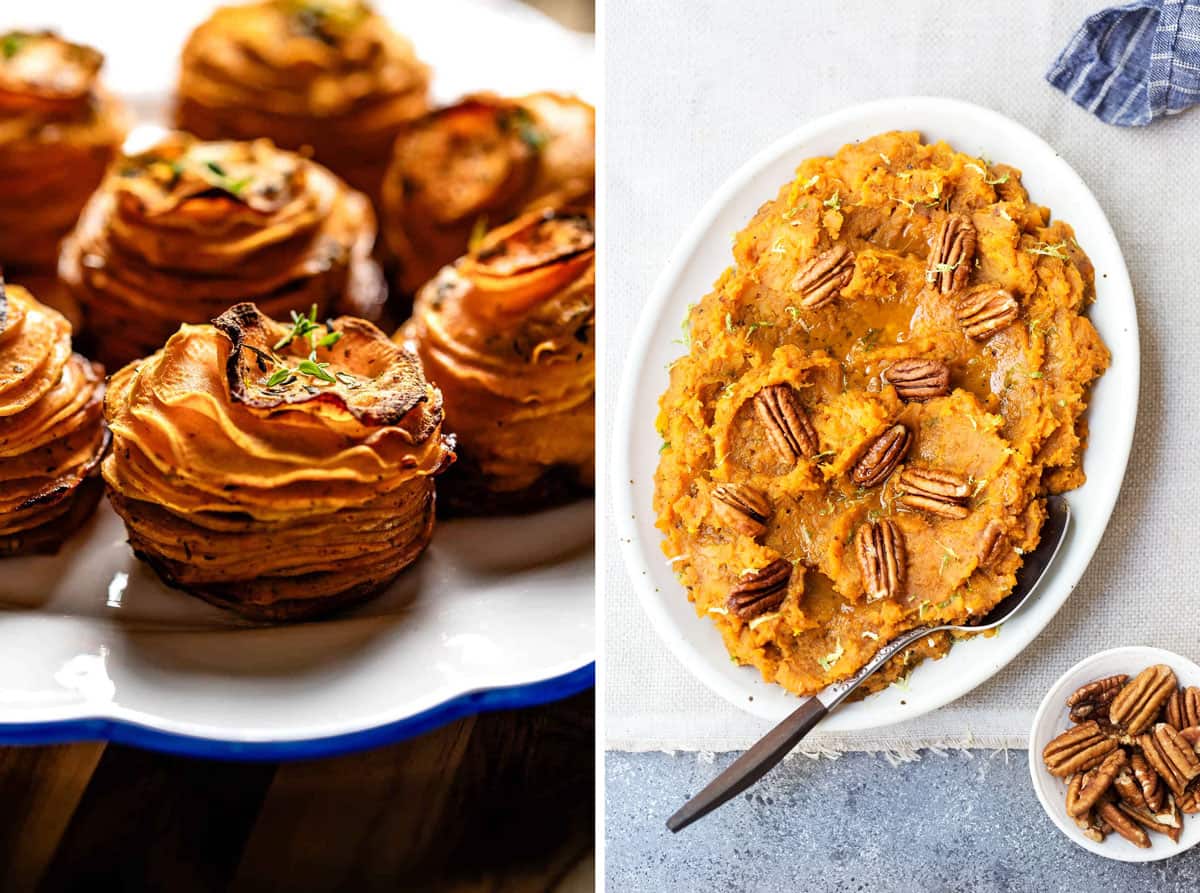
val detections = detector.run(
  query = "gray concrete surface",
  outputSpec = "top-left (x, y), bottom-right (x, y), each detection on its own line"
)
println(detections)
top-left (606, 751), bottom-right (1200, 891)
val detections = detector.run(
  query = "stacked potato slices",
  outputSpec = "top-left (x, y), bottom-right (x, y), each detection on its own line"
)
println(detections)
top-left (103, 302), bottom-right (455, 620)
top-left (381, 92), bottom-right (595, 295)
top-left (0, 280), bottom-right (107, 556)
top-left (0, 31), bottom-right (126, 325)
top-left (401, 206), bottom-right (594, 513)
top-left (60, 132), bottom-right (384, 369)
top-left (177, 0), bottom-right (430, 208)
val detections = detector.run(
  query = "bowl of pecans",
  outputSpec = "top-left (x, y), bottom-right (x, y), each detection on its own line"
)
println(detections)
top-left (1030, 646), bottom-right (1200, 861)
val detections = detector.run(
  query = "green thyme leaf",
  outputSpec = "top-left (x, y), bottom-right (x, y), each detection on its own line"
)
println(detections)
top-left (265, 367), bottom-right (293, 387)
top-left (274, 304), bottom-right (323, 350)
top-left (297, 359), bottom-right (336, 383)
top-left (2, 33), bottom-right (28, 59)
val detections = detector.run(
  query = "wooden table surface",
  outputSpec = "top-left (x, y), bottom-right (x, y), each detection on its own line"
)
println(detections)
top-left (0, 690), bottom-right (593, 892)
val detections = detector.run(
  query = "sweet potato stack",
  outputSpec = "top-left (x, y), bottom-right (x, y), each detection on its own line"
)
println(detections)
top-left (60, 131), bottom-right (384, 369)
top-left (176, 0), bottom-right (430, 209)
top-left (0, 279), bottom-right (107, 556)
top-left (381, 92), bottom-right (595, 295)
top-left (0, 31), bottom-right (126, 324)
top-left (400, 206), bottom-right (594, 514)
top-left (102, 302), bottom-right (455, 620)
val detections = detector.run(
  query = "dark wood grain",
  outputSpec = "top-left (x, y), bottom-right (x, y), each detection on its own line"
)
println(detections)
top-left (0, 743), bottom-right (105, 891)
top-left (38, 746), bottom-right (277, 893)
top-left (0, 691), bottom-right (593, 892)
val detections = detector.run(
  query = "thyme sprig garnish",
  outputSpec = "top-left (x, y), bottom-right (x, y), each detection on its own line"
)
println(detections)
top-left (500, 106), bottom-right (547, 152)
top-left (262, 304), bottom-right (344, 387)
top-left (274, 303), bottom-right (342, 352)
top-left (201, 159), bottom-right (252, 197)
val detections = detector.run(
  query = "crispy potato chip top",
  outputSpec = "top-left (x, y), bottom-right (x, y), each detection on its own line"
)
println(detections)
top-left (104, 303), bottom-right (452, 518)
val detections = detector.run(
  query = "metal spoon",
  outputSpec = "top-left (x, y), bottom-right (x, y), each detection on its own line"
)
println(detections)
top-left (666, 495), bottom-right (1071, 833)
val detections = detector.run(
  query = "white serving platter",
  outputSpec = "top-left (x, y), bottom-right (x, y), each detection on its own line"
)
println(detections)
top-left (0, 0), bottom-right (595, 758)
top-left (613, 96), bottom-right (1138, 730)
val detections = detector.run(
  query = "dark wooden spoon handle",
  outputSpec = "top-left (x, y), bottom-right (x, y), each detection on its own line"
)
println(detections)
top-left (665, 696), bottom-right (828, 833)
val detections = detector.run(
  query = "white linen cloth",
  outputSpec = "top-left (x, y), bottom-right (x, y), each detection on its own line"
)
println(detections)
top-left (605, 0), bottom-right (1199, 752)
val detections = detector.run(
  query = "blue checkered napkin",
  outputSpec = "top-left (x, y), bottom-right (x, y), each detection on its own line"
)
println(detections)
top-left (1047, 0), bottom-right (1200, 125)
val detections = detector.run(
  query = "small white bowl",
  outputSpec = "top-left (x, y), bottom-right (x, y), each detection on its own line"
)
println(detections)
top-left (1029, 646), bottom-right (1200, 862)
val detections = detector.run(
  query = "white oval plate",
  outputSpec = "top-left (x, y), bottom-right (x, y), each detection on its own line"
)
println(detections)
top-left (0, 0), bottom-right (594, 759)
top-left (1029, 647), bottom-right (1200, 862)
top-left (613, 97), bottom-right (1138, 730)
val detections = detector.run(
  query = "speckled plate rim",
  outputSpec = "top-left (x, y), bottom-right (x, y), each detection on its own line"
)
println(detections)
top-left (612, 95), bottom-right (1139, 730)
top-left (0, 662), bottom-right (594, 762)
top-left (1028, 647), bottom-right (1200, 862)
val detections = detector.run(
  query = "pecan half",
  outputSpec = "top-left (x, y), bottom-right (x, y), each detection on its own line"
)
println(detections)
top-left (1112, 768), bottom-right (1149, 812)
top-left (754, 384), bottom-right (817, 464)
top-left (1067, 748), bottom-right (1126, 817)
top-left (896, 466), bottom-right (971, 520)
top-left (1118, 802), bottom-right (1182, 844)
top-left (926, 214), bottom-right (975, 294)
top-left (1182, 727), bottom-right (1200, 750)
top-left (1141, 723), bottom-right (1200, 797)
top-left (855, 519), bottom-right (905, 602)
top-left (1043, 721), bottom-right (1120, 777)
top-left (790, 245), bottom-right (854, 309)
top-left (1065, 772), bottom-right (1093, 827)
top-left (710, 483), bottom-right (771, 538)
top-left (1131, 751), bottom-right (1166, 813)
top-left (1165, 686), bottom-right (1200, 731)
top-left (850, 424), bottom-right (910, 488)
top-left (978, 519), bottom-right (1009, 569)
top-left (1110, 665), bottom-right (1177, 736)
top-left (882, 358), bottom-right (950, 402)
top-left (727, 558), bottom-right (792, 620)
top-left (1181, 785), bottom-right (1200, 815)
top-left (1067, 674), bottom-right (1129, 724)
top-left (1096, 801), bottom-right (1150, 848)
top-left (957, 286), bottom-right (1019, 340)
top-left (1077, 815), bottom-right (1108, 843)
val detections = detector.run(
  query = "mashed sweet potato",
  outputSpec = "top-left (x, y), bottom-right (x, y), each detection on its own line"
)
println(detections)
top-left (654, 131), bottom-right (1110, 697)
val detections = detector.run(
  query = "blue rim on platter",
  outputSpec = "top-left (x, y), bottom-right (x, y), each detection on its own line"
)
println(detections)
top-left (0, 662), bottom-right (594, 761)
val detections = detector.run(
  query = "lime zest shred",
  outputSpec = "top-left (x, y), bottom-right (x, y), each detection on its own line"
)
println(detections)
top-left (817, 639), bottom-right (845, 672)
